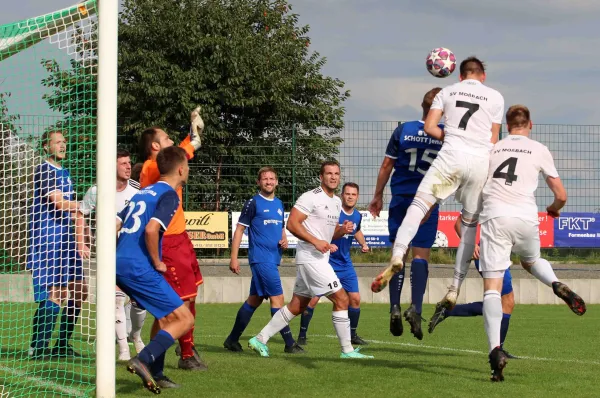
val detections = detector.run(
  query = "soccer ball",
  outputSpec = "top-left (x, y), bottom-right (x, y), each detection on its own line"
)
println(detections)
top-left (426, 47), bottom-right (456, 78)
top-left (433, 231), bottom-right (449, 248)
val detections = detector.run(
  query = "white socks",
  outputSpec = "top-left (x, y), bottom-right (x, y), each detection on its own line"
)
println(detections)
top-left (257, 306), bottom-right (296, 344)
top-left (129, 302), bottom-right (147, 341)
top-left (115, 293), bottom-right (129, 353)
top-left (332, 310), bottom-right (353, 354)
top-left (526, 258), bottom-right (558, 288)
top-left (483, 290), bottom-right (502, 353)
top-left (452, 220), bottom-right (477, 290)
top-left (392, 198), bottom-right (431, 258)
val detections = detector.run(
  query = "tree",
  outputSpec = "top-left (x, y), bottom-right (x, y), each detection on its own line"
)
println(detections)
top-left (118, 0), bottom-right (349, 210)
top-left (40, 24), bottom-right (98, 197)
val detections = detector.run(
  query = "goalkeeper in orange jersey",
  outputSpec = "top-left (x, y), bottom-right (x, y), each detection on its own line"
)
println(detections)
top-left (138, 107), bottom-right (206, 371)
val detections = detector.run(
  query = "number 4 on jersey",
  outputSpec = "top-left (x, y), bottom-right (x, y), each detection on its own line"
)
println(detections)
top-left (493, 157), bottom-right (518, 186)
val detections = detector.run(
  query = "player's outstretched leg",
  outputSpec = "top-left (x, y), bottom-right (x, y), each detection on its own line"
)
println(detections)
top-left (272, 307), bottom-right (304, 354)
top-left (388, 268), bottom-right (405, 336)
top-left (429, 301), bottom-right (482, 333)
top-left (523, 258), bottom-right (586, 315)
top-left (249, 303), bottom-right (299, 357)
top-left (372, 197), bottom-right (433, 293)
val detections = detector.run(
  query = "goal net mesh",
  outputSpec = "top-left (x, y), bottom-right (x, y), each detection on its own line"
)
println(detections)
top-left (0, 1), bottom-right (98, 396)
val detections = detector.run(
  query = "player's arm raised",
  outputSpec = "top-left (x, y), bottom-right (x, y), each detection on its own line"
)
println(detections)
top-left (286, 208), bottom-right (330, 254)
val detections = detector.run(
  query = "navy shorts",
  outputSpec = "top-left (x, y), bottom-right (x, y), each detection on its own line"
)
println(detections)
top-left (117, 269), bottom-right (184, 320)
top-left (333, 266), bottom-right (359, 293)
top-left (388, 195), bottom-right (439, 248)
top-left (474, 259), bottom-right (513, 296)
top-left (29, 239), bottom-right (84, 302)
top-left (249, 263), bottom-right (283, 298)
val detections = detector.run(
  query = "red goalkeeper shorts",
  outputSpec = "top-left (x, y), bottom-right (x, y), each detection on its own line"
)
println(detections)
top-left (161, 232), bottom-right (203, 300)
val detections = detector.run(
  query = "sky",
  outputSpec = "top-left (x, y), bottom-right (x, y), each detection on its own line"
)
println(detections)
top-left (2, 0), bottom-right (599, 124)
top-left (1, 1), bottom-right (599, 210)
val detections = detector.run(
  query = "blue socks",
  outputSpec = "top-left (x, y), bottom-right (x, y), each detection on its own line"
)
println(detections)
top-left (228, 302), bottom-right (257, 342)
top-left (500, 313), bottom-right (511, 347)
top-left (348, 306), bottom-right (360, 338)
top-left (31, 300), bottom-right (61, 350)
top-left (410, 259), bottom-right (429, 314)
top-left (271, 307), bottom-right (296, 347)
top-left (57, 299), bottom-right (81, 348)
top-left (389, 266), bottom-right (406, 312)
top-left (298, 306), bottom-right (314, 339)
top-left (447, 301), bottom-right (483, 317)
top-left (138, 329), bottom-right (175, 375)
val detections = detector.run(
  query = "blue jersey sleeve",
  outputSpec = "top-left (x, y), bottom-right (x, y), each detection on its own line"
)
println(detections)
top-left (238, 198), bottom-right (256, 227)
top-left (385, 125), bottom-right (403, 159)
top-left (356, 212), bottom-right (363, 232)
top-left (151, 190), bottom-right (180, 231)
top-left (36, 164), bottom-right (60, 197)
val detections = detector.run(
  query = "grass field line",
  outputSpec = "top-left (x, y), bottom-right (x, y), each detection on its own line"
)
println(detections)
top-left (0, 365), bottom-right (87, 397)
top-left (311, 334), bottom-right (600, 366)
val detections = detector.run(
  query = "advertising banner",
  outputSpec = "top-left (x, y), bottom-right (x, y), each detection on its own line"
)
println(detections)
top-left (185, 212), bottom-right (229, 248)
top-left (554, 212), bottom-right (600, 248)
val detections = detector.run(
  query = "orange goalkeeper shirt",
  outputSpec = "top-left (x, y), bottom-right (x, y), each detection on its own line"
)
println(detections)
top-left (140, 136), bottom-right (195, 235)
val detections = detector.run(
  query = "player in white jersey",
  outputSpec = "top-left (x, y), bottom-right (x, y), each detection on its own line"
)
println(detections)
top-left (480, 105), bottom-right (586, 382)
top-left (371, 57), bottom-right (504, 310)
top-left (78, 149), bottom-right (147, 361)
top-left (248, 161), bottom-right (373, 359)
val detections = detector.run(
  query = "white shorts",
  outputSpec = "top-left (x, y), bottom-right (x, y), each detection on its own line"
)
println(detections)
top-left (480, 217), bottom-right (541, 275)
top-left (293, 261), bottom-right (342, 298)
top-left (418, 150), bottom-right (489, 215)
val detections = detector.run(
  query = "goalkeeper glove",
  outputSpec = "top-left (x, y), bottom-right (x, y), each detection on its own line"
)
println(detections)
top-left (189, 106), bottom-right (204, 150)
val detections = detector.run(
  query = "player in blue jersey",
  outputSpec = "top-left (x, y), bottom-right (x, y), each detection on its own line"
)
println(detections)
top-left (27, 130), bottom-right (90, 359)
top-left (297, 182), bottom-right (370, 346)
top-left (428, 215), bottom-right (518, 358)
top-left (368, 87), bottom-right (444, 340)
top-left (118, 147), bottom-right (194, 393)
top-left (224, 167), bottom-right (303, 354)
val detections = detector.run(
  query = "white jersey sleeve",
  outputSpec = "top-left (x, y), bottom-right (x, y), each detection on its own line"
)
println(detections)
top-left (79, 185), bottom-right (97, 215)
top-left (294, 191), bottom-right (316, 215)
top-left (539, 146), bottom-right (559, 179)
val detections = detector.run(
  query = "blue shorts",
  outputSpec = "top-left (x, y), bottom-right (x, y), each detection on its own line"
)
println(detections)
top-left (474, 259), bottom-right (513, 296)
top-left (249, 263), bottom-right (283, 298)
top-left (332, 266), bottom-right (359, 293)
top-left (29, 238), bottom-right (84, 302)
top-left (388, 195), bottom-right (439, 248)
top-left (117, 269), bottom-right (184, 320)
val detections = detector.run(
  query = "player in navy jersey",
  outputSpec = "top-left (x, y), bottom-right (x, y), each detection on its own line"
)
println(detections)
top-left (27, 130), bottom-right (90, 359)
top-left (118, 147), bottom-right (194, 393)
top-left (368, 87), bottom-right (444, 340)
top-left (428, 213), bottom-right (518, 358)
top-left (297, 182), bottom-right (370, 346)
top-left (224, 167), bottom-right (303, 354)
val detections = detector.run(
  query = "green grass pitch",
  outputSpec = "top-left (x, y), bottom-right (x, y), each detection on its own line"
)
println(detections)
top-left (0, 303), bottom-right (598, 397)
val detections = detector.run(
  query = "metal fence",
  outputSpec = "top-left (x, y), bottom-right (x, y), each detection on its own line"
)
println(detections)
top-left (117, 122), bottom-right (600, 213)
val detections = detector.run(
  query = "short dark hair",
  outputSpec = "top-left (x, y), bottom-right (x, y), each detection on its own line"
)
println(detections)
top-left (257, 166), bottom-right (277, 180)
top-left (319, 160), bottom-right (340, 176)
top-left (138, 126), bottom-right (161, 161)
top-left (506, 105), bottom-right (530, 130)
top-left (422, 87), bottom-right (442, 111)
top-left (131, 162), bottom-right (144, 183)
top-left (342, 182), bottom-right (359, 194)
top-left (117, 148), bottom-right (130, 159)
top-left (157, 146), bottom-right (187, 176)
top-left (460, 56), bottom-right (485, 78)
